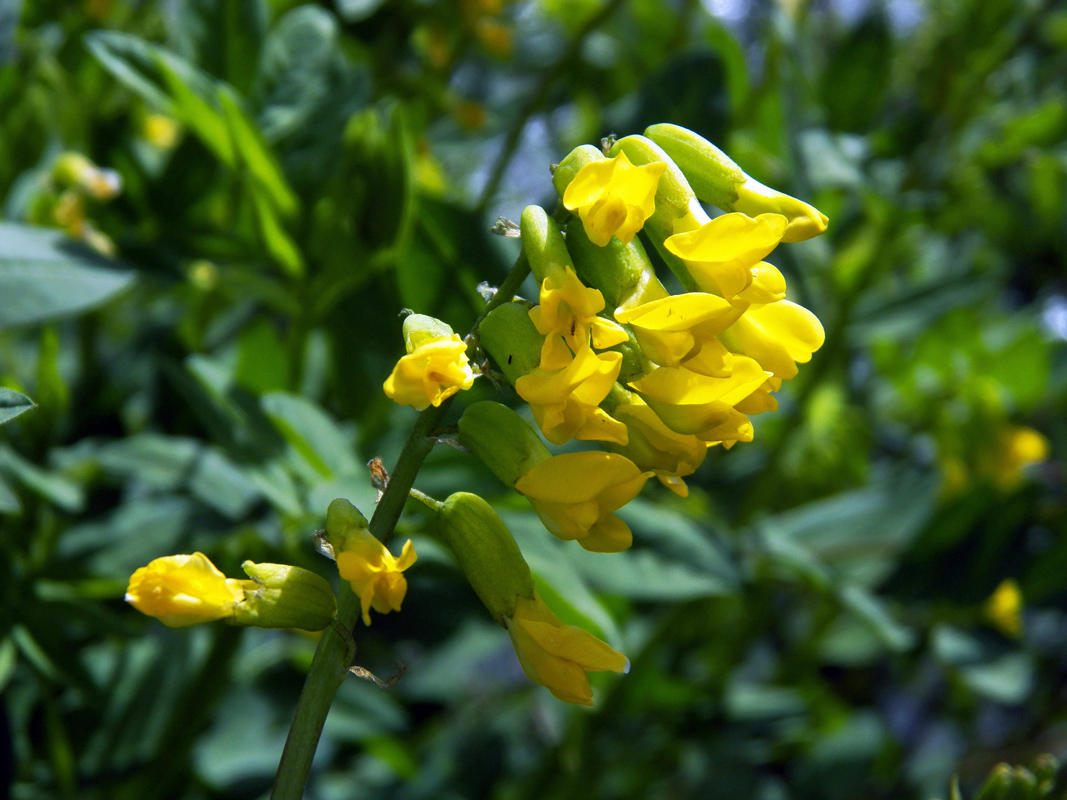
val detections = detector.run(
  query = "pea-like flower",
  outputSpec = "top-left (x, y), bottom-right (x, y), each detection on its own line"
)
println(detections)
top-left (515, 451), bottom-right (653, 552)
top-left (665, 212), bottom-right (788, 298)
top-left (506, 593), bottom-right (629, 706)
top-left (383, 314), bottom-right (476, 410)
top-left (613, 292), bottom-right (742, 371)
top-left (515, 345), bottom-right (628, 446)
top-left (563, 151), bottom-right (666, 247)
top-left (628, 357), bottom-right (769, 442)
top-left (336, 527), bottom-right (417, 626)
top-left (608, 395), bottom-right (710, 498)
top-left (529, 264), bottom-right (629, 369)
top-left (125, 552), bottom-right (250, 627)
top-left (720, 300), bottom-right (825, 381)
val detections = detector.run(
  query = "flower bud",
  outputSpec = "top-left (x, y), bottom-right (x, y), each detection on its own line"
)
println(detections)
top-left (325, 496), bottom-right (371, 552)
top-left (458, 401), bottom-right (550, 487)
top-left (564, 215), bottom-right (668, 312)
top-left (436, 492), bottom-right (536, 624)
top-left (231, 562), bottom-right (337, 631)
top-left (645, 123), bottom-right (828, 243)
top-left (520, 204), bottom-right (574, 285)
top-left (384, 314), bottom-right (476, 410)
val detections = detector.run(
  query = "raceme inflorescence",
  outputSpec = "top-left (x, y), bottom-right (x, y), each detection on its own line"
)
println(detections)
top-left (125, 123), bottom-right (827, 710)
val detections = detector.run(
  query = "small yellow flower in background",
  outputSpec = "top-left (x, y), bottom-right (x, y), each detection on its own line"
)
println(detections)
top-left (384, 315), bottom-right (476, 411)
top-left (563, 151), bottom-right (666, 247)
top-left (515, 345), bottom-right (628, 446)
top-left (628, 356), bottom-right (769, 441)
top-left (529, 265), bottom-right (628, 370)
top-left (613, 292), bottom-right (741, 371)
top-left (720, 300), bottom-right (825, 381)
top-left (336, 528), bottom-right (417, 626)
top-left (985, 579), bottom-right (1023, 638)
top-left (609, 395), bottom-right (710, 497)
top-left (506, 593), bottom-right (629, 706)
top-left (143, 114), bottom-right (181, 149)
top-left (989, 426), bottom-right (1050, 489)
top-left (125, 552), bottom-right (250, 627)
top-left (515, 451), bottom-right (653, 552)
top-left (665, 212), bottom-right (787, 298)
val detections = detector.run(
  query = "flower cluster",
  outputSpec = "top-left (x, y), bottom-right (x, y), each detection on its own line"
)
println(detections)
top-left (369, 124), bottom-right (827, 705)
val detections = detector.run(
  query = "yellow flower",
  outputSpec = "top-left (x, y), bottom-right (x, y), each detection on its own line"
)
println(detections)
top-left (383, 332), bottom-right (476, 410)
top-left (985, 579), bottom-right (1023, 638)
top-left (720, 300), bottom-right (825, 381)
top-left (125, 553), bottom-right (250, 627)
top-left (515, 345), bottom-right (628, 446)
top-left (987, 426), bottom-right (1050, 489)
top-left (515, 452), bottom-right (653, 552)
top-left (608, 395), bottom-right (710, 497)
top-left (613, 292), bottom-right (742, 371)
top-left (506, 593), bottom-right (629, 706)
top-left (336, 529), bottom-right (417, 626)
top-left (665, 212), bottom-right (788, 298)
top-left (563, 151), bottom-right (666, 247)
top-left (628, 357), bottom-right (769, 441)
top-left (733, 176), bottom-right (829, 243)
top-left (529, 264), bottom-right (628, 369)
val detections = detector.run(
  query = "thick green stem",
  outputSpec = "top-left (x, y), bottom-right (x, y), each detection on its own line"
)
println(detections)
top-left (270, 252), bottom-right (531, 800)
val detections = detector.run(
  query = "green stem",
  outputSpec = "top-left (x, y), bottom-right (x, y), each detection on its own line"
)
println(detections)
top-left (270, 250), bottom-right (531, 800)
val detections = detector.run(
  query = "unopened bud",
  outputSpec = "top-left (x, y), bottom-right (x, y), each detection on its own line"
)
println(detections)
top-left (232, 562), bottom-right (337, 631)
top-left (458, 401), bottom-right (550, 487)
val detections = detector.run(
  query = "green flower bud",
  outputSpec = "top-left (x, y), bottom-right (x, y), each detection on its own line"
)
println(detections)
top-left (231, 562), bottom-right (337, 631)
top-left (564, 216), bottom-right (667, 312)
top-left (551, 144), bottom-right (605, 199)
top-left (402, 313), bottom-right (456, 352)
top-left (520, 205), bottom-right (574, 285)
top-left (458, 401), bottom-right (550, 487)
top-left (645, 123), bottom-right (828, 243)
top-left (479, 302), bottom-right (544, 384)
top-left (437, 492), bottom-right (535, 624)
top-left (325, 497), bottom-right (370, 553)
top-left (973, 764), bottom-right (1013, 800)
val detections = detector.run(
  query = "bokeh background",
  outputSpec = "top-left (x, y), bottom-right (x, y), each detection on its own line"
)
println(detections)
top-left (2, 0), bottom-right (1066, 798)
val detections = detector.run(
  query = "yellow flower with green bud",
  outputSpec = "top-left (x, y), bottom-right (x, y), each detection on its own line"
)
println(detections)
top-left (327, 498), bottom-right (416, 626)
top-left (562, 150), bottom-right (666, 247)
top-left (383, 313), bottom-right (476, 410)
top-left (125, 553), bottom-right (336, 631)
top-left (435, 491), bottom-right (627, 705)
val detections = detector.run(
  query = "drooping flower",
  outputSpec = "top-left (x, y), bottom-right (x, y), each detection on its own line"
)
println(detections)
top-left (125, 553), bottom-right (251, 627)
top-left (628, 357), bottom-right (769, 442)
top-left (383, 314), bottom-right (476, 410)
top-left (335, 528), bottom-right (417, 626)
top-left (719, 300), bottom-right (825, 381)
top-left (607, 393), bottom-right (710, 497)
top-left (665, 212), bottom-right (788, 298)
top-left (515, 345), bottom-right (628, 446)
top-left (529, 264), bottom-right (628, 369)
top-left (515, 452), bottom-right (653, 552)
top-left (506, 593), bottom-right (629, 706)
top-left (563, 151), bottom-right (666, 247)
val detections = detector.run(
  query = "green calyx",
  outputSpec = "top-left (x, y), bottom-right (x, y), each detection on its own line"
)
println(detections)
top-left (564, 216), bottom-right (667, 312)
top-left (436, 492), bottom-right (536, 625)
top-left (520, 205), bottom-right (573, 285)
top-left (458, 401), bottom-right (550, 487)
top-left (479, 302), bottom-right (544, 384)
top-left (325, 497), bottom-right (370, 553)
top-left (644, 123), bottom-right (744, 212)
top-left (231, 562), bottom-right (337, 631)
top-left (403, 313), bottom-right (456, 352)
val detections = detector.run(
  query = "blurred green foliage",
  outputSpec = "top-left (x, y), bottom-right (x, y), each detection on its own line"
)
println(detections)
top-left (1, 0), bottom-right (1066, 799)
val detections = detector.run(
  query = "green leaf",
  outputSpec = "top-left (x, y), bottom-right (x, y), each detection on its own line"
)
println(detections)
top-left (0, 223), bottom-right (134, 328)
top-left (0, 446), bottom-right (84, 512)
top-left (0, 387), bottom-right (35, 425)
top-left (261, 392), bottom-right (361, 480)
top-left (0, 474), bottom-right (20, 514)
